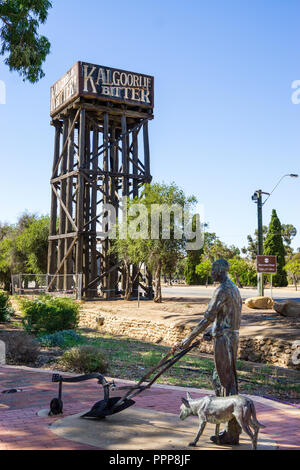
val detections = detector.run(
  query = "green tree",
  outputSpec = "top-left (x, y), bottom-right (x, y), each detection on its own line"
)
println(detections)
top-left (264, 209), bottom-right (288, 287)
top-left (228, 257), bottom-right (257, 288)
top-left (195, 257), bottom-right (212, 287)
top-left (0, 213), bottom-right (49, 290)
top-left (282, 224), bottom-right (297, 246)
top-left (174, 256), bottom-right (186, 281)
top-left (284, 259), bottom-right (300, 291)
top-left (292, 252), bottom-right (300, 261)
top-left (228, 257), bottom-right (247, 288)
top-left (111, 182), bottom-right (197, 302)
top-left (15, 215), bottom-right (49, 273)
top-left (203, 236), bottom-right (240, 262)
top-left (184, 249), bottom-right (203, 285)
top-left (0, 213), bottom-right (34, 289)
top-left (0, 0), bottom-right (52, 82)
top-left (242, 226), bottom-right (268, 260)
top-left (162, 251), bottom-right (180, 285)
top-left (281, 224), bottom-right (297, 257)
top-left (0, 222), bottom-right (11, 241)
top-left (185, 232), bottom-right (240, 285)
top-left (244, 223), bottom-right (297, 259)
top-left (184, 231), bottom-right (216, 285)
top-left (210, 241), bottom-right (240, 261)
top-left (0, 236), bottom-right (14, 290)
top-left (109, 235), bottom-right (145, 301)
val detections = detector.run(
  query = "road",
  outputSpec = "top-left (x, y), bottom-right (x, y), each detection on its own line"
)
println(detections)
top-left (162, 285), bottom-right (300, 301)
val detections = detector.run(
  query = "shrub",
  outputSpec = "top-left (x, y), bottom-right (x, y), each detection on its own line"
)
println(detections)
top-left (18, 295), bottom-right (80, 334)
top-left (38, 329), bottom-right (83, 348)
top-left (0, 331), bottom-right (40, 364)
top-left (57, 345), bottom-right (108, 373)
top-left (0, 290), bottom-right (13, 322)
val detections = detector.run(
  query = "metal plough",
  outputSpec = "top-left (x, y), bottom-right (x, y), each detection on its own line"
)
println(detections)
top-left (49, 340), bottom-right (200, 419)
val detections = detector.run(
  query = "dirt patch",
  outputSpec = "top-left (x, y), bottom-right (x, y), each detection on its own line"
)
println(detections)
top-left (79, 297), bottom-right (300, 342)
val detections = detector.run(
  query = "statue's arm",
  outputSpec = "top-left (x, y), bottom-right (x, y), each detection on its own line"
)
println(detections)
top-left (173, 289), bottom-right (226, 351)
top-left (179, 317), bottom-right (212, 349)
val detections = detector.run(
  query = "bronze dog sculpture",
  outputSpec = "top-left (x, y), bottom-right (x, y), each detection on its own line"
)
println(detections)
top-left (179, 392), bottom-right (265, 450)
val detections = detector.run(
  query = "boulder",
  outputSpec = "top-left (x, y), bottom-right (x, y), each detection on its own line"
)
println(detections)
top-left (273, 300), bottom-right (300, 318)
top-left (96, 316), bottom-right (105, 326)
top-left (245, 296), bottom-right (274, 309)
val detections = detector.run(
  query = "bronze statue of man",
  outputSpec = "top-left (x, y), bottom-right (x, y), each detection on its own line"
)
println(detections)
top-left (172, 259), bottom-right (242, 445)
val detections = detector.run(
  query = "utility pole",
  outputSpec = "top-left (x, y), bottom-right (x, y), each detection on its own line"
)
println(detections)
top-left (251, 173), bottom-right (298, 298)
top-left (252, 189), bottom-right (269, 296)
top-left (256, 190), bottom-right (264, 297)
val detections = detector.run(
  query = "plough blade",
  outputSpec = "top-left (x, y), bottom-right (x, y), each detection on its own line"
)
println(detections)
top-left (81, 397), bottom-right (135, 419)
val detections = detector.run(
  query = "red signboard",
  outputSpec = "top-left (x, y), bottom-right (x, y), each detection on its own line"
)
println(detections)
top-left (256, 255), bottom-right (277, 273)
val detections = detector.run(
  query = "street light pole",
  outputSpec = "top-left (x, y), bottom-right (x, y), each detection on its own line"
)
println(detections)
top-left (252, 173), bottom-right (298, 298)
top-left (253, 189), bottom-right (267, 296)
top-left (257, 190), bottom-right (263, 257)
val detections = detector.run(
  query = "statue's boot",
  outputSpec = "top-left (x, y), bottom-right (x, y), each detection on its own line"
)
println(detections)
top-left (210, 419), bottom-right (241, 445)
top-left (210, 430), bottom-right (239, 445)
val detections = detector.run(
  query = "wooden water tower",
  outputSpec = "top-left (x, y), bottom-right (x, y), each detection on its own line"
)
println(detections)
top-left (47, 62), bottom-right (154, 298)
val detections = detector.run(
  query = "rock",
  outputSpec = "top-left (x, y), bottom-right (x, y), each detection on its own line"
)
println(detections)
top-left (245, 296), bottom-right (274, 309)
top-left (273, 300), bottom-right (300, 318)
top-left (248, 351), bottom-right (262, 362)
top-left (96, 316), bottom-right (105, 326)
top-left (0, 340), bottom-right (5, 365)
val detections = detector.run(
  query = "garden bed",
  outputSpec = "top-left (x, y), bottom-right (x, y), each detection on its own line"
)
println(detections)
top-left (1, 296), bottom-right (299, 405)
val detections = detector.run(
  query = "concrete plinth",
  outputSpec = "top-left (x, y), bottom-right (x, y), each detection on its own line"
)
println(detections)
top-left (49, 407), bottom-right (276, 450)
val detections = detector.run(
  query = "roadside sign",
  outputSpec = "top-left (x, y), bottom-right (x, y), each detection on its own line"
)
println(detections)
top-left (137, 284), bottom-right (143, 308)
top-left (256, 255), bottom-right (277, 273)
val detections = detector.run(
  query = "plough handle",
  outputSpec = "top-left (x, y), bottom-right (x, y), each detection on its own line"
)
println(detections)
top-left (113, 340), bottom-right (200, 408)
top-left (134, 340), bottom-right (200, 393)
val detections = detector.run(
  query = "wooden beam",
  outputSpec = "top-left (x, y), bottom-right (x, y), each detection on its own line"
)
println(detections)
top-left (90, 124), bottom-right (99, 285)
top-left (73, 101), bottom-right (153, 120)
top-left (51, 170), bottom-right (78, 184)
top-left (65, 113), bottom-right (76, 288)
top-left (47, 122), bottom-right (61, 275)
top-left (75, 109), bottom-right (85, 278)
top-left (47, 237), bottom-right (78, 291)
top-left (52, 108), bottom-right (80, 178)
top-left (82, 261), bottom-right (121, 292)
top-left (84, 120), bottom-right (91, 291)
top-left (143, 121), bottom-right (150, 179)
top-left (48, 232), bottom-right (77, 240)
top-left (58, 118), bottom-right (69, 288)
top-left (51, 184), bottom-right (78, 232)
top-left (121, 114), bottom-right (129, 197)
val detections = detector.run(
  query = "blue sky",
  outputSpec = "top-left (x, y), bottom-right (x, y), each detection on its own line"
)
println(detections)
top-left (0, 0), bottom-right (300, 251)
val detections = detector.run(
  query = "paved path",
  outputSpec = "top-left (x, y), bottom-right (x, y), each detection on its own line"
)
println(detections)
top-left (0, 366), bottom-right (299, 450)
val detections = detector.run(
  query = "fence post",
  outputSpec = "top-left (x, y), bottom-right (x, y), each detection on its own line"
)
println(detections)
top-left (77, 274), bottom-right (82, 301)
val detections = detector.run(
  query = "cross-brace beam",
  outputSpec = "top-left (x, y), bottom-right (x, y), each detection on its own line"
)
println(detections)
top-left (47, 101), bottom-right (153, 299)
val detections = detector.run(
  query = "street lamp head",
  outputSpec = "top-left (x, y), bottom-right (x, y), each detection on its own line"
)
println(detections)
top-left (251, 192), bottom-right (258, 202)
top-left (289, 174), bottom-right (299, 178)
